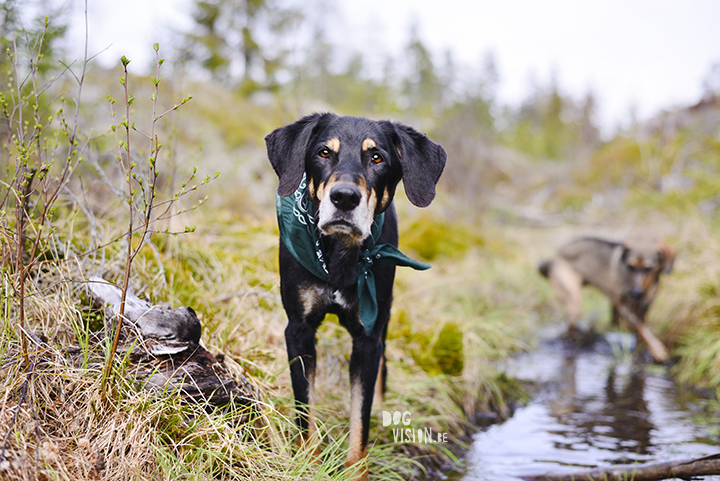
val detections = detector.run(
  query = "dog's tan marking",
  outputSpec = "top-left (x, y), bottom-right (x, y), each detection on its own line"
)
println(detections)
top-left (642, 273), bottom-right (653, 290)
top-left (307, 177), bottom-right (315, 198)
top-left (333, 290), bottom-right (351, 310)
top-left (367, 189), bottom-right (378, 217)
top-left (345, 378), bottom-right (368, 480)
top-left (358, 176), bottom-right (372, 203)
top-left (321, 173), bottom-right (340, 199)
top-left (307, 370), bottom-right (317, 432)
top-left (325, 137), bottom-right (340, 153)
top-left (305, 371), bottom-right (320, 447)
top-left (316, 181), bottom-right (325, 204)
top-left (299, 286), bottom-right (319, 317)
top-left (627, 256), bottom-right (649, 270)
top-left (380, 187), bottom-right (390, 211)
top-left (362, 138), bottom-right (376, 151)
top-left (297, 369), bottom-right (322, 459)
top-left (299, 285), bottom-right (328, 317)
top-left (374, 356), bottom-right (384, 403)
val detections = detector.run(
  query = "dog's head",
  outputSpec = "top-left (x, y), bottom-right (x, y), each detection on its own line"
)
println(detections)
top-left (621, 235), bottom-right (676, 300)
top-left (266, 113), bottom-right (447, 244)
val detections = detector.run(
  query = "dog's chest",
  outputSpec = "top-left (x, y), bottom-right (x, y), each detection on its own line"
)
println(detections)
top-left (299, 283), bottom-right (358, 317)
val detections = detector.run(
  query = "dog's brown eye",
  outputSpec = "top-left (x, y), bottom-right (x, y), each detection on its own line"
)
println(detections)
top-left (371, 153), bottom-right (383, 164)
top-left (319, 148), bottom-right (330, 158)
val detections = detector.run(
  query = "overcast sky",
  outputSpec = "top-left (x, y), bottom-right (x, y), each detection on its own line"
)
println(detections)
top-left (67, 0), bottom-right (720, 132)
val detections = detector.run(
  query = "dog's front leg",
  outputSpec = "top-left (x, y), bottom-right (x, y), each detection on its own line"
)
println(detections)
top-left (285, 320), bottom-right (320, 449)
top-left (345, 334), bottom-right (383, 480)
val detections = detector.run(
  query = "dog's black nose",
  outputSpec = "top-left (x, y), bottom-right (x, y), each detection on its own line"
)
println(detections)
top-left (630, 287), bottom-right (644, 298)
top-left (330, 184), bottom-right (361, 211)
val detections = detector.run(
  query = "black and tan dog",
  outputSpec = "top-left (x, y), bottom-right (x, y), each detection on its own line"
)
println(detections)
top-left (539, 235), bottom-right (675, 362)
top-left (266, 113), bottom-right (446, 478)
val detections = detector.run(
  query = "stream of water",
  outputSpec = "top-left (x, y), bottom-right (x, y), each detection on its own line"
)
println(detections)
top-left (452, 332), bottom-right (720, 480)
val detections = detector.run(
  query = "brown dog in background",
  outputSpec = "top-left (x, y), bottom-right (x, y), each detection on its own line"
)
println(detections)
top-left (539, 235), bottom-right (675, 362)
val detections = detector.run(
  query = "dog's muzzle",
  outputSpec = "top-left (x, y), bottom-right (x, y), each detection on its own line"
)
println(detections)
top-left (630, 273), bottom-right (646, 298)
top-left (318, 181), bottom-right (374, 242)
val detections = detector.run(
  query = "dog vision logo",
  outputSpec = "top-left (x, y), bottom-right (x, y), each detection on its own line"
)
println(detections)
top-left (381, 411), bottom-right (449, 444)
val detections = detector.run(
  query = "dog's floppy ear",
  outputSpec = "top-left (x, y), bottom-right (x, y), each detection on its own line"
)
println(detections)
top-left (385, 122), bottom-right (447, 208)
top-left (620, 244), bottom-right (630, 265)
top-left (265, 113), bottom-right (334, 196)
top-left (659, 244), bottom-right (676, 274)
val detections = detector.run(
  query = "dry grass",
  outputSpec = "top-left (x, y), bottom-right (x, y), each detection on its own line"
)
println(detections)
top-left (648, 215), bottom-right (720, 391)
top-left (4, 186), bottom-right (720, 480)
top-left (5, 150), bottom-right (720, 480)
top-left (0, 200), bottom-right (543, 480)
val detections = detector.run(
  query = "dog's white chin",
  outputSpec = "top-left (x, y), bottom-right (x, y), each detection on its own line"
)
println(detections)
top-left (319, 218), bottom-right (371, 243)
top-left (318, 197), bottom-right (374, 243)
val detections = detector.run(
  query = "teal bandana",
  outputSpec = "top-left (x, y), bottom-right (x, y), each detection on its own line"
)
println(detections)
top-left (276, 176), bottom-right (430, 336)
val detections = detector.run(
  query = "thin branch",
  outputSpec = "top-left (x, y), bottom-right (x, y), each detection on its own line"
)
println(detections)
top-left (101, 57), bottom-right (134, 398)
top-left (521, 453), bottom-right (720, 481)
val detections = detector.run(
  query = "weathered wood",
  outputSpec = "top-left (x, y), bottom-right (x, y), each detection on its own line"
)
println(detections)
top-left (521, 453), bottom-right (720, 481)
top-left (87, 277), bottom-right (255, 408)
top-left (89, 277), bottom-right (201, 346)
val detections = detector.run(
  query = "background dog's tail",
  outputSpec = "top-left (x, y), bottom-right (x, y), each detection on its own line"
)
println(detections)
top-left (538, 259), bottom-right (552, 278)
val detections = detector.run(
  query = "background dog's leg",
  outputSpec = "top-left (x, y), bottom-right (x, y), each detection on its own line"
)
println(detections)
top-left (549, 259), bottom-right (583, 329)
top-left (345, 335), bottom-right (383, 481)
top-left (285, 322), bottom-right (320, 449)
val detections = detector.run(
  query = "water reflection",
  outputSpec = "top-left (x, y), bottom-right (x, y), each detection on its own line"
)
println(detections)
top-left (458, 337), bottom-right (720, 480)
top-left (548, 353), bottom-right (654, 459)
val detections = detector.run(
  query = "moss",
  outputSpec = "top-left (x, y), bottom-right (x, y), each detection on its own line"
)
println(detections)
top-left (400, 214), bottom-right (484, 261)
top-left (409, 321), bottom-right (465, 377)
top-left (431, 322), bottom-right (465, 376)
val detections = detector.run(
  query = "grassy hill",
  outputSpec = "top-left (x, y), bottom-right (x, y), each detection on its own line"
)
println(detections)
top-left (1, 42), bottom-right (720, 480)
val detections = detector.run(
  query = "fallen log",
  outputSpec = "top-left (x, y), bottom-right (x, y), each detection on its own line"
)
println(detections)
top-left (86, 277), bottom-right (256, 408)
top-left (521, 453), bottom-right (720, 481)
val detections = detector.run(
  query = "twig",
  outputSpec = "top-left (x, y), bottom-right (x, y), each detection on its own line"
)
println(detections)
top-left (101, 57), bottom-right (135, 398)
top-left (15, 168), bottom-right (36, 367)
top-left (615, 304), bottom-right (669, 362)
top-left (521, 453), bottom-right (720, 481)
